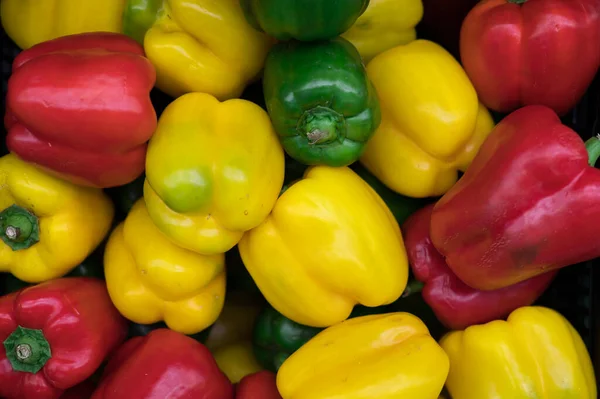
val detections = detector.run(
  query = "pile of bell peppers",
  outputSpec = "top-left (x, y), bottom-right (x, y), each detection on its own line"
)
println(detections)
top-left (1, 0), bottom-right (599, 398)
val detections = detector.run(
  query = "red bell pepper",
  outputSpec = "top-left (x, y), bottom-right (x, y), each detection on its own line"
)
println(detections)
top-left (5, 32), bottom-right (157, 188)
top-left (430, 105), bottom-right (600, 291)
top-left (91, 329), bottom-right (234, 399)
top-left (460, 0), bottom-right (600, 116)
top-left (0, 277), bottom-right (128, 399)
top-left (403, 204), bottom-right (557, 330)
top-left (235, 371), bottom-right (282, 399)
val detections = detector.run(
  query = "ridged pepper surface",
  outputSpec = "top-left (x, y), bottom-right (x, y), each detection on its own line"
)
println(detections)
top-left (360, 39), bottom-right (495, 198)
top-left (238, 166), bottom-right (409, 327)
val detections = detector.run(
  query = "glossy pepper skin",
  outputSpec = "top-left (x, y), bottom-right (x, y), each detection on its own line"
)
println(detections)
top-left (92, 329), bottom-right (234, 399)
top-left (0, 278), bottom-right (128, 399)
top-left (239, 166), bottom-right (409, 327)
top-left (441, 306), bottom-right (597, 398)
top-left (123, 0), bottom-right (273, 100)
top-left (104, 199), bottom-right (226, 335)
top-left (460, 0), bottom-right (600, 116)
top-left (341, 0), bottom-right (424, 63)
top-left (403, 204), bottom-right (557, 330)
top-left (213, 341), bottom-right (263, 384)
top-left (236, 371), bottom-right (282, 399)
top-left (144, 92), bottom-right (284, 255)
top-left (430, 106), bottom-right (600, 290)
top-left (5, 33), bottom-right (157, 188)
top-left (263, 38), bottom-right (381, 167)
top-left (360, 40), bottom-right (495, 198)
top-left (0, 154), bottom-right (114, 283)
top-left (277, 313), bottom-right (449, 399)
top-left (240, 0), bottom-right (369, 41)
top-left (1, 0), bottom-right (126, 50)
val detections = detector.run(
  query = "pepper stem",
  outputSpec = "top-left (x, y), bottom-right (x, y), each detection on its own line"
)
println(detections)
top-left (3, 326), bottom-right (52, 374)
top-left (507, 0), bottom-right (527, 4)
top-left (0, 205), bottom-right (40, 251)
top-left (585, 135), bottom-right (600, 167)
top-left (297, 106), bottom-right (346, 146)
top-left (401, 280), bottom-right (425, 298)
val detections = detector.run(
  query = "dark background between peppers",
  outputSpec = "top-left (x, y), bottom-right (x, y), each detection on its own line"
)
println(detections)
top-left (0, 6), bottom-right (598, 378)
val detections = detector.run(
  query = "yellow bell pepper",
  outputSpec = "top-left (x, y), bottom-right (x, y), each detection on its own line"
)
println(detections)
top-left (360, 39), bottom-right (495, 198)
top-left (0, 154), bottom-right (113, 283)
top-left (440, 306), bottom-right (597, 399)
top-left (341, 0), bottom-right (424, 63)
top-left (123, 0), bottom-right (273, 100)
top-left (212, 341), bottom-right (263, 384)
top-left (1, 0), bottom-right (125, 50)
top-left (104, 199), bottom-right (226, 335)
top-left (277, 312), bottom-right (449, 399)
top-left (204, 291), bottom-right (265, 351)
top-left (238, 166), bottom-right (409, 328)
top-left (144, 92), bottom-right (285, 255)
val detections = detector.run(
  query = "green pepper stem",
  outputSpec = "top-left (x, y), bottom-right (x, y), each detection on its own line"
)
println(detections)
top-left (401, 280), bottom-right (425, 298)
top-left (3, 326), bottom-right (52, 374)
top-left (0, 205), bottom-right (40, 251)
top-left (586, 135), bottom-right (600, 167)
top-left (297, 106), bottom-right (346, 146)
top-left (507, 0), bottom-right (527, 4)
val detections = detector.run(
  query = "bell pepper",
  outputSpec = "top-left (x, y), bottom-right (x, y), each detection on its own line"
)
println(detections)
top-left (205, 291), bottom-right (265, 351)
top-left (123, 0), bottom-right (273, 100)
top-left (59, 380), bottom-right (97, 399)
top-left (263, 37), bottom-right (381, 167)
top-left (239, 166), bottom-right (409, 327)
top-left (441, 306), bottom-right (597, 398)
top-left (104, 199), bottom-right (226, 335)
top-left (359, 39), bottom-right (495, 198)
top-left (403, 204), bottom-right (558, 330)
top-left (236, 371), bottom-right (282, 399)
top-left (213, 341), bottom-right (263, 384)
top-left (340, 0), bottom-right (424, 63)
top-left (277, 312), bottom-right (449, 399)
top-left (5, 32), bottom-right (157, 188)
top-left (92, 329), bottom-right (234, 399)
top-left (0, 278), bottom-right (128, 399)
top-left (240, 0), bottom-right (369, 41)
top-left (0, 0), bottom-right (126, 50)
top-left (461, 0), bottom-right (600, 116)
top-left (0, 154), bottom-right (114, 283)
top-left (430, 106), bottom-right (600, 290)
top-left (144, 92), bottom-right (285, 255)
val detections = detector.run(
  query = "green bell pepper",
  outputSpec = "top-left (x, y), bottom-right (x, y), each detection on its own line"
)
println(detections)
top-left (122, 0), bottom-right (163, 45)
top-left (263, 37), bottom-right (381, 167)
top-left (253, 281), bottom-right (446, 372)
top-left (240, 0), bottom-right (369, 42)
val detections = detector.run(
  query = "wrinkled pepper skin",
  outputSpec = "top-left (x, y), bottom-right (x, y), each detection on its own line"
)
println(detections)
top-left (5, 33), bottom-right (157, 188)
top-left (277, 313), bottom-right (449, 399)
top-left (236, 371), bottom-right (282, 399)
top-left (1, 0), bottom-right (126, 50)
top-left (341, 0), bottom-right (424, 63)
top-left (240, 0), bottom-right (369, 41)
top-left (441, 306), bottom-right (597, 398)
top-left (430, 106), bottom-right (600, 290)
top-left (263, 38), bottom-right (381, 167)
top-left (0, 278), bottom-right (128, 399)
top-left (460, 0), bottom-right (600, 116)
top-left (0, 154), bottom-right (114, 283)
top-left (123, 0), bottom-right (273, 100)
top-left (213, 341), bottom-right (263, 384)
top-left (239, 166), bottom-right (409, 327)
top-left (92, 329), bottom-right (234, 399)
top-left (360, 40), bottom-right (495, 198)
top-left (403, 204), bottom-right (557, 330)
top-left (144, 92), bottom-right (285, 255)
top-left (104, 199), bottom-right (226, 335)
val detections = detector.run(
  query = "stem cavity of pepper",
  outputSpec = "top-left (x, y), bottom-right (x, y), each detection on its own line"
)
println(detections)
top-left (297, 106), bottom-right (346, 146)
top-left (0, 205), bottom-right (40, 251)
top-left (585, 134), bottom-right (600, 167)
top-left (3, 326), bottom-right (52, 374)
